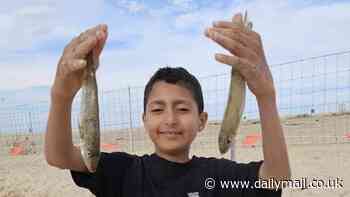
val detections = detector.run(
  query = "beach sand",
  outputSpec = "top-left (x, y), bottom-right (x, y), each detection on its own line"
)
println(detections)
top-left (1, 113), bottom-right (349, 197)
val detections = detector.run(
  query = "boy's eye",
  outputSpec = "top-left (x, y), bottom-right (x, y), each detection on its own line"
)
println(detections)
top-left (178, 108), bottom-right (189, 112)
top-left (151, 109), bottom-right (163, 112)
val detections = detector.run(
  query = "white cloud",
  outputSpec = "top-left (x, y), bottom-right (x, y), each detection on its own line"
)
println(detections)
top-left (236, 0), bottom-right (350, 63)
top-left (168, 0), bottom-right (196, 11)
top-left (0, 1), bottom-right (106, 53)
top-left (0, 2), bottom-right (56, 52)
top-left (127, 1), bottom-right (146, 13)
top-left (106, 0), bottom-right (146, 14)
top-left (174, 12), bottom-right (201, 30)
top-left (15, 4), bottom-right (52, 16)
top-left (1, 0), bottom-right (350, 92)
top-left (0, 53), bottom-right (58, 90)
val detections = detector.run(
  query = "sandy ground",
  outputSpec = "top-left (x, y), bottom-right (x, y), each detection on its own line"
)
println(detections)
top-left (1, 113), bottom-right (350, 197)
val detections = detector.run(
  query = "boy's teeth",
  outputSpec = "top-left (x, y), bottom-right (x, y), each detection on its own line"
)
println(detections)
top-left (160, 131), bottom-right (181, 135)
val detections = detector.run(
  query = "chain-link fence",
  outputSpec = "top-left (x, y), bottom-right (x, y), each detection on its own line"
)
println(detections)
top-left (1, 51), bottom-right (350, 156)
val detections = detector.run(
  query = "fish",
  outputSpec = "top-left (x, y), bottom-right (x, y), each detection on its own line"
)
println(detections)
top-left (78, 51), bottom-right (101, 173)
top-left (218, 11), bottom-right (253, 154)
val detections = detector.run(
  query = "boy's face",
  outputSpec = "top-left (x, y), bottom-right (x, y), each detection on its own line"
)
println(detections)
top-left (142, 81), bottom-right (208, 156)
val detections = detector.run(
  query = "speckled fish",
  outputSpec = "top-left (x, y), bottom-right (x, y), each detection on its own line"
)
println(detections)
top-left (219, 11), bottom-right (253, 154)
top-left (79, 51), bottom-right (101, 172)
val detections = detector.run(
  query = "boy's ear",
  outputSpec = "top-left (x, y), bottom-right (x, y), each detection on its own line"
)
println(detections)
top-left (198, 112), bottom-right (208, 131)
top-left (142, 113), bottom-right (149, 134)
top-left (142, 113), bottom-right (146, 122)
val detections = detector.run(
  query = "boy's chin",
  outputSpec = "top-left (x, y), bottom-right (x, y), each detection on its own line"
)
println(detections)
top-left (155, 143), bottom-right (190, 156)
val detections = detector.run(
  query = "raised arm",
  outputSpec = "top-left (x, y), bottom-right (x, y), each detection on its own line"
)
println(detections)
top-left (256, 95), bottom-right (290, 181)
top-left (45, 24), bottom-right (108, 172)
top-left (204, 13), bottom-right (291, 182)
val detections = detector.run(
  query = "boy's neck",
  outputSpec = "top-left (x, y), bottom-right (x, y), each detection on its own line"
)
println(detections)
top-left (155, 149), bottom-right (190, 163)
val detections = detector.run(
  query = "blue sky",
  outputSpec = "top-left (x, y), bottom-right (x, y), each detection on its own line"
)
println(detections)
top-left (1, 0), bottom-right (350, 91)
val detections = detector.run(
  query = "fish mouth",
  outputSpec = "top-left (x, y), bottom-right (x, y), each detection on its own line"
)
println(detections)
top-left (219, 132), bottom-right (231, 154)
top-left (86, 160), bottom-right (99, 173)
top-left (219, 145), bottom-right (230, 154)
top-left (80, 146), bottom-right (100, 173)
top-left (84, 154), bottom-right (100, 173)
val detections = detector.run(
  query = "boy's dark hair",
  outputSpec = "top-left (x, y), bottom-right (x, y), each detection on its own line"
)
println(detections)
top-left (144, 67), bottom-right (204, 113)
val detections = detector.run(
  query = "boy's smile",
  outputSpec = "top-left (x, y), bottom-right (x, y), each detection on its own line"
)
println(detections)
top-left (142, 81), bottom-right (207, 162)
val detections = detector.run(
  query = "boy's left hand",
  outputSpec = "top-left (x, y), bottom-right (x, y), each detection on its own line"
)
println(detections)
top-left (205, 13), bottom-right (276, 101)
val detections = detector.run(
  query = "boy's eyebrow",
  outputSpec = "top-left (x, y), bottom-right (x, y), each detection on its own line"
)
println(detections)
top-left (148, 100), bottom-right (165, 106)
top-left (148, 99), bottom-right (192, 106)
top-left (173, 100), bottom-right (192, 106)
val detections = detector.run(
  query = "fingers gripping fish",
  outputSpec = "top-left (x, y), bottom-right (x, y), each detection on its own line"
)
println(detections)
top-left (79, 52), bottom-right (101, 172)
top-left (218, 11), bottom-right (253, 154)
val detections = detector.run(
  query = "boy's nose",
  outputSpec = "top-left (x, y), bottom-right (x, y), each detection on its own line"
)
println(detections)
top-left (163, 110), bottom-right (178, 126)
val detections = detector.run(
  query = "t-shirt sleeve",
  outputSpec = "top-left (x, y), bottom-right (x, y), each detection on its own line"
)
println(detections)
top-left (70, 152), bottom-right (136, 196)
top-left (217, 159), bottom-right (282, 197)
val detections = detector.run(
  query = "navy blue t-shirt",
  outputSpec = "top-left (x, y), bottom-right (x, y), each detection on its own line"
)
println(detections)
top-left (71, 152), bottom-right (282, 197)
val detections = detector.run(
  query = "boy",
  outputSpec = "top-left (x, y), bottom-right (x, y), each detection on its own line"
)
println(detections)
top-left (45, 13), bottom-right (290, 196)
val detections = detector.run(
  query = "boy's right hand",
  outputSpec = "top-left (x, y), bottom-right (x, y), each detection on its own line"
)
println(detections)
top-left (51, 24), bottom-right (108, 103)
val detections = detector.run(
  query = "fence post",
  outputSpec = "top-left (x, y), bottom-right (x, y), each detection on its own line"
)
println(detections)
top-left (128, 86), bottom-right (134, 152)
top-left (28, 112), bottom-right (33, 133)
top-left (0, 125), bottom-right (2, 148)
top-left (215, 74), bottom-right (218, 120)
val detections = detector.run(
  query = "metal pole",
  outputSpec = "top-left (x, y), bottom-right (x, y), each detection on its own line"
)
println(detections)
top-left (289, 63), bottom-right (294, 116)
top-left (128, 87), bottom-right (134, 152)
top-left (215, 74), bottom-right (218, 121)
top-left (28, 112), bottom-right (33, 134)
top-left (336, 54), bottom-right (339, 114)
top-left (323, 57), bottom-right (327, 113)
top-left (0, 121), bottom-right (2, 148)
top-left (311, 60), bottom-right (315, 115)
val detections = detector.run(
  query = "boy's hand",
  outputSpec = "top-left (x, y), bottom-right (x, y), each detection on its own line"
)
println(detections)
top-left (205, 13), bottom-right (275, 101)
top-left (51, 24), bottom-right (108, 102)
